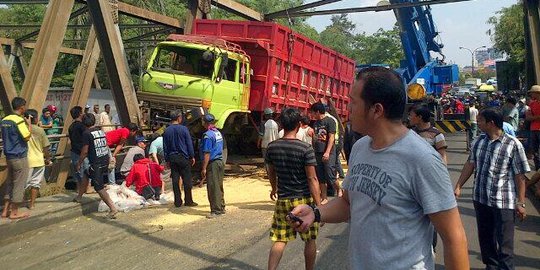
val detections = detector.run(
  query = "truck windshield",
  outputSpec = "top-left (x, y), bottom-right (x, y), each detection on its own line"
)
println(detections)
top-left (152, 45), bottom-right (214, 78)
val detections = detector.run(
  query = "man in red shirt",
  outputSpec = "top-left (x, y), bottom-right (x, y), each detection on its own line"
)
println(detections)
top-left (455, 99), bottom-right (464, 114)
top-left (526, 85), bottom-right (540, 169)
top-left (105, 123), bottom-right (139, 184)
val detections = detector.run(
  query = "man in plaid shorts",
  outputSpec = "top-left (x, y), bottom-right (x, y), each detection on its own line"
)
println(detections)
top-left (265, 108), bottom-right (321, 270)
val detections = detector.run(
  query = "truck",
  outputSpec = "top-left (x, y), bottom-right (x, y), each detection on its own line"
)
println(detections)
top-left (138, 19), bottom-right (355, 155)
top-left (464, 78), bottom-right (482, 89)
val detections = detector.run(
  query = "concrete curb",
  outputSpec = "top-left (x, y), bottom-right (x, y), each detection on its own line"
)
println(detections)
top-left (0, 193), bottom-right (100, 239)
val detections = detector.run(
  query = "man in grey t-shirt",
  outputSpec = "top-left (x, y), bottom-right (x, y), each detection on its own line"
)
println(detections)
top-left (290, 67), bottom-right (469, 270)
top-left (120, 136), bottom-right (146, 176)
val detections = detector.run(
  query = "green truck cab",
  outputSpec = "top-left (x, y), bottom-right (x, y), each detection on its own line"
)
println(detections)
top-left (138, 35), bottom-right (251, 135)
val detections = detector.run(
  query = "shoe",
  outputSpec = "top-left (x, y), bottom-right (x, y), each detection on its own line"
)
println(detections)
top-left (206, 212), bottom-right (222, 219)
top-left (174, 199), bottom-right (183, 207)
top-left (184, 202), bottom-right (198, 207)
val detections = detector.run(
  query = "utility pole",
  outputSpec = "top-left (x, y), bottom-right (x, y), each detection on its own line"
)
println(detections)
top-left (459, 45), bottom-right (486, 76)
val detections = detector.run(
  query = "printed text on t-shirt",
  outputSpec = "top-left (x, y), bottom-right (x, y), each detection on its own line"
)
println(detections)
top-left (92, 131), bottom-right (109, 157)
top-left (346, 163), bottom-right (393, 206)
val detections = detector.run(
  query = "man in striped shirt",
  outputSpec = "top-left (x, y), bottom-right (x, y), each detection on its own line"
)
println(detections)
top-left (455, 108), bottom-right (529, 270)
top-left (266, 108), bottom-right (321, 270)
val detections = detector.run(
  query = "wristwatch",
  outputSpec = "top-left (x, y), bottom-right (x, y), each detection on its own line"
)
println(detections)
top-left (310, 205), bottom-right (321, 223)
top-left (516, 202), bottom-right (526, 208)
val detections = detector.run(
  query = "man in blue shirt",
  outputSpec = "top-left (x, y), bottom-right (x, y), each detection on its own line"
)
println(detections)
top-left (1, 97), bottom-right (31, 220)
top-left (198, 114), bottom-right (225, 218)
top-left (163, 109), bottom-right (197, 207)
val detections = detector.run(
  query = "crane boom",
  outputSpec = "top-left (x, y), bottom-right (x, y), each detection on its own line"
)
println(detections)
top-left (390, 0), bottom-right (459, 99)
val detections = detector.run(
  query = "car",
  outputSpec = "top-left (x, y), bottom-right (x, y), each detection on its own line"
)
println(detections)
top-left (455, 88), bottom-right (473, 97)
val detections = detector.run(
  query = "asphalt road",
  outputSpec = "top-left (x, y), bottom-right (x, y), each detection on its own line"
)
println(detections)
top-left (0, 132), bottom-right (538, 270)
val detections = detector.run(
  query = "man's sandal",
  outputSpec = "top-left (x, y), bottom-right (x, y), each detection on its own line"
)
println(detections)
top-left (106, 211), bottom-right (118, 219)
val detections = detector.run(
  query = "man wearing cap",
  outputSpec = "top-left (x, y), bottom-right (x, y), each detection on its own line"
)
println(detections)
top-left (526, 85), bottom-right (540, 170)
top-left (120, 136), bottom-right (147, 178)
top-left (198, 114), bottom-right (225, 218)
top-left (259, 108), bottom-right (279, 174)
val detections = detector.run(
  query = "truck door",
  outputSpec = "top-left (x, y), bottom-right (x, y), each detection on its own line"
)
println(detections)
top-left (211, 58), bottom-right (242, 119)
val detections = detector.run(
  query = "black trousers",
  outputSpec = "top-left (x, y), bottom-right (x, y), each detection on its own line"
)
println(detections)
top-left (169, 154), bottom-right (194, 207)
top-left (530, 130), bottom-right (540, 170)
top-left (474, 201), bottom-right (515, 270)
top-left (142, 185), bottom-right (162, 200)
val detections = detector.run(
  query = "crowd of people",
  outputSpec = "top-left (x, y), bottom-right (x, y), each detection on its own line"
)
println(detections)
top-left (1, 99), bottom-right (225, 220)
top-left (263, 68), bottom-right (539, 270)
top-left (2, 68), bottom-right (539, 269)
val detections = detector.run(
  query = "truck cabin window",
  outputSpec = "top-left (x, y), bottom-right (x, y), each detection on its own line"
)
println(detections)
top-left (153, 46), bottom-right (214, 78)
top-left (222, 59), bottom-right (237, 82)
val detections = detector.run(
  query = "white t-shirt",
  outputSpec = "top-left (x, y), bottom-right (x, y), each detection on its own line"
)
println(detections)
top-left (342, 130), bottom-right (456, 270)
top-left (469, 107), bottom-right (479, 123)
top-left (100, 112), bottom-right (114, 132)
top-left (261, 119), bottom-right (279, 149)
top-left (296, 126), bottom-right (313, 145)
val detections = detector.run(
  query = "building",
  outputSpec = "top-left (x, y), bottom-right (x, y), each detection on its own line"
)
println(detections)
top-left (475, 47), bottom-right (504, 67)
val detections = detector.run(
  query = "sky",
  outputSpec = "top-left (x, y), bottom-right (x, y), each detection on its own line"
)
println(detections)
top-left (305, 0), bottom-right (518, 67)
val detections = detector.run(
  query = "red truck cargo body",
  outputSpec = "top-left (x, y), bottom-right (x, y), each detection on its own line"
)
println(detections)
top-left (193, 19), bottom-right (355, 120)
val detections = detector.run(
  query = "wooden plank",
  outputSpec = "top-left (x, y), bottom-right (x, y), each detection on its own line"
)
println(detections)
top-left (14, 47), bottom-right (27, 81)
top-left (117, 1), bottom-right (183, 29)
top-left (93, 73), bottom-right (102, 89)
top-left (0, 48), bottom-right (17, 114)
top-left (21, 42), bottom-right (84, 56)
top-left (0, 37), bottom-right (15, 46)
top-left (185, 0), bottom-right (202, 35)
top-left (211, 0), bottom-right (263, 21)
top-left (21, 0), bottom-right (75, 109)
top-left (87, 0), bottom-right (141, 125)
top-left (0, 38), bottom-right (85, 56)
top-left (54, 27), bottom-right (101, 189)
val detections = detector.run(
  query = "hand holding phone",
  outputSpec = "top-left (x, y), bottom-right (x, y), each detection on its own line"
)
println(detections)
top-left (286, 212), bottom-right (303, 225)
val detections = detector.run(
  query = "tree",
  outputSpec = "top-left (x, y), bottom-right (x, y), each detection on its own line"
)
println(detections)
top-left (319, 14), bottom-right (356, 58)
top-left (487, 4), bottom-right (525, 67)
top-left (353, 25), bottom-right (404, 68)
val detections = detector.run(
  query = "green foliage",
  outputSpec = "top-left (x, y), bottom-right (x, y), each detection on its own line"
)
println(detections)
top-left (487, 4), bottom-right (525, 64)
top-left (353, 25), bottom-right (404, 68)
top-left (318, 15), bottom-right (404, 68)
top-left (319, 14), bottom-right (356, 58)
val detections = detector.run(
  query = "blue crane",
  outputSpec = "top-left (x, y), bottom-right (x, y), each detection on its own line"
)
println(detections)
top-left (390, 0), bottom-right (459, 99)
